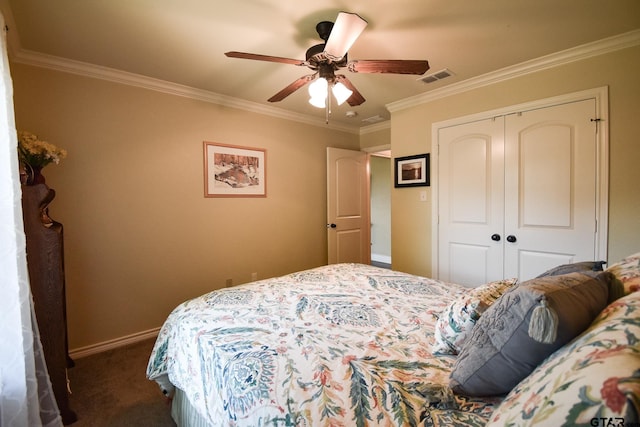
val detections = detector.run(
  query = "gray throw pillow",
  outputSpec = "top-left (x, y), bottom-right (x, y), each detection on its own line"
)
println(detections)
top-left (537, 263), bottom-right (622, 304)
top-left (449, 272), bottom-right (611, 397)
top-left (536, 261), bottom-right (606, 277)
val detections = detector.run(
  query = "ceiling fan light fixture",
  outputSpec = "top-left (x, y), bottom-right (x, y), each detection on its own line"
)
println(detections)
top-left (332, 82), bottom-right (353, 105)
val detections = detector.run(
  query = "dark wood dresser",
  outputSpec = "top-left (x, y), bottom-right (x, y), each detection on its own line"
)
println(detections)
top-left (21, 183), bottom-right (77, 425)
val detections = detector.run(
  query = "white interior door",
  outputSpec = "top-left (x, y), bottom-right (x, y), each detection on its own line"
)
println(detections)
top-left (438, 117), bottom-right (505, 286)
top-left (504, 99), bottom-right (598, 280)
top-left (327, 147), bottom-right (371, 264)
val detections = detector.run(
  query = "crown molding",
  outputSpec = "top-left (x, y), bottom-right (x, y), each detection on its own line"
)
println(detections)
top-left (360, 120), bottom-right (390, 135)
top-left (387, 29), bottom-right (640, 113)
top-left (9, 48), bottom-right (360, 134)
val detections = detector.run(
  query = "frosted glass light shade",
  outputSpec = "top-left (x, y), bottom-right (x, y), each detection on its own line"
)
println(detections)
top-left (332, 82), bottom-right (353, 105)
top-left (308, 77), bottom-right (328, 99)
top-left (309, 96), bottom-right (326, 108)
top-left (308, 77), bottom-right (328, 108)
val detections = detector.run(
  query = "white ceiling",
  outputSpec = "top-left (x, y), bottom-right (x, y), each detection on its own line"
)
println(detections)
top-left (2, 0), bottom-right (639, 130)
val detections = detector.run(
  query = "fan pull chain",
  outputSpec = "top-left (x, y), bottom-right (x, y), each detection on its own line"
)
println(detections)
top-left (325, 87), bottom-right (331, 124)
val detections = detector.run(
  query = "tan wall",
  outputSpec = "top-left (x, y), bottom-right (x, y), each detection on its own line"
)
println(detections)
top-left (11, 62), bottom-right (359, 350)
top-left (360, 126), bottom-right (391, 150)
top-left (391, 45), bottom-right (640, 276)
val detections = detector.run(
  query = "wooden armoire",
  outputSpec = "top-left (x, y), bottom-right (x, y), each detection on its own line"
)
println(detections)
top-left (21, 183), bottom-right (77, 425)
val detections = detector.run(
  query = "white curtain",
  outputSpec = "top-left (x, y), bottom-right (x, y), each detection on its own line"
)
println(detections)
top-left (0, 13), bottom-right (63, 427)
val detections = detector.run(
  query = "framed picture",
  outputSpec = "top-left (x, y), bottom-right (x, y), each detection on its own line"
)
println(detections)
top-left (394, 153), bottom-right (430, 188)
top-left (203, 142), bottom-right (266, 197)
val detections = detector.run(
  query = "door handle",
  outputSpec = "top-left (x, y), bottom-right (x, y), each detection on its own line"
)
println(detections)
top-left (327, 223), bottom-right (337, 229)
top-left (506, 235), bottom-right (517, 243)
top-left (491, 234), bottom-right (501, 241)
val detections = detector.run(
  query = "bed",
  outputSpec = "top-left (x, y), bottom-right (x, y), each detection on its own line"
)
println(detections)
top-left (146, 263), bottom-right (501, 426)
top-left (147, 255), bottom-right (640, 426)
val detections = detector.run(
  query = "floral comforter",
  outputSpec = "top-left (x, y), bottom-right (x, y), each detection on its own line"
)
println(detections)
top-left (147, 263), bottom-right (501, 426)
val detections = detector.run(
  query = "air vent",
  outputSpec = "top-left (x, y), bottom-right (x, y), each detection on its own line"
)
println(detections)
top-left (361, 115), bottom-right (386, 124)
top-left (418, 68), bottom-right (455, 84)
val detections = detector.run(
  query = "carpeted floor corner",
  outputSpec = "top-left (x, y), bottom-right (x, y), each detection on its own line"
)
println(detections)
top-left (66, 338), bottom-right (176, 426)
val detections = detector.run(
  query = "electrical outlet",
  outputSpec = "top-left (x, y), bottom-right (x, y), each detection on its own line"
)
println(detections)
top-left (251, 272), bottom-right (258, 281)
top-left (225, 278), bottom-right (233, 287)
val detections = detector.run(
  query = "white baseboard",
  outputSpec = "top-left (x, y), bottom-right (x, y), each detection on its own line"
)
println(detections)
top-left (69, 327), bottom-right (161, 359)
top-left (371, 253), bottom-right (392, 264)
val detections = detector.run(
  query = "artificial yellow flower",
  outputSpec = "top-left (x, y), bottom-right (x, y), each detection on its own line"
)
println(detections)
top-left (17, 130), bottom-right (67, 168)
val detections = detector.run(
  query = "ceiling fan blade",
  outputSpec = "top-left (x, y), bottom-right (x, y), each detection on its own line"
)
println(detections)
top-left (225, 51), bottom-right (305, 66)
top-left (268, 74), bottom-right (316, 102)
top-left (348, 59), bottom-right (430, 75)
top-left (324, 12), bottom-right (367, 61)
top-left (335, 75), bottom-right (365, 106)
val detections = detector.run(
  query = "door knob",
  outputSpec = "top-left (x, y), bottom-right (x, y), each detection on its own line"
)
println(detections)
top-left (506, 235), bottom-right (517, 243)
top-left (327, 223), bottom-right (337, 229)
top-left (491, 234), bottom-right (501, 241)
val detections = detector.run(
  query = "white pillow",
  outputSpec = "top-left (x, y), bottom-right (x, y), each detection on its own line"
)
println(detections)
top-left (432, 278), bottom-right (517, 355)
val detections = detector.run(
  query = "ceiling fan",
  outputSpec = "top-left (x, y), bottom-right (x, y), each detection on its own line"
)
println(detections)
top-left (225, 12), bottom-right (429, 120)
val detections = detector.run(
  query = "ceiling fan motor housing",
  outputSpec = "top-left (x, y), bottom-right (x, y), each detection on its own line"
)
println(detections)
top-left (306, 44), bottom-right (348, 69)
top-left (305, 20), bottom-right (348, 69)
top-left (305, 43), bottom-right (326, 61)
top-left (315, 21), bottom-right (334, 41)
top-left (317, 63), bottom-right (337, 82)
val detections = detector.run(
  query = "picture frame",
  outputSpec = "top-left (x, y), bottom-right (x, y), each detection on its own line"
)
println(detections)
top-left (394, 153), bottom-right (430, 188)
top-left (203, 141), bottom-right (266, 197)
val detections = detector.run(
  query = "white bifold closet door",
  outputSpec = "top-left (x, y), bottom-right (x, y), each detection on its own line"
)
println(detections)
top-left (438, 98), bottom-right (599, 287)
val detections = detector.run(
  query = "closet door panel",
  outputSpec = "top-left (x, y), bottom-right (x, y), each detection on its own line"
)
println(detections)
top-left (448, 243), bottom-right (491, 286)
top-left (518, 251), bottom-right (575, 280)
top-left (438, 117), bottom-right (505, 286)
top-left (520, 125), bottom-right (572, 227)
top-left (504, 99), bottom-right (597, 280)
top-left (450, 136), bottom-right (489, 223)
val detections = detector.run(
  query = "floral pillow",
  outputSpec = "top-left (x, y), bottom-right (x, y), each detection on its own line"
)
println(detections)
top-left (485, 291), bottom-right (640, 426)
top-left (432, 278), bottom-right (517, 355)
top-left (606, 252), bottom-right (640, 295)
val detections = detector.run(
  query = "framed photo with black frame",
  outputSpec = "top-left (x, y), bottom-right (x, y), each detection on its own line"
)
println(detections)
top-left (394, 153), bottom-right (430, 188)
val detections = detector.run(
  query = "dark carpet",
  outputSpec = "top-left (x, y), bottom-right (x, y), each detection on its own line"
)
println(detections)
top-left (66, 338), bottom-right (176, 426)
top-left (371, 260), bottom-right (392, 269)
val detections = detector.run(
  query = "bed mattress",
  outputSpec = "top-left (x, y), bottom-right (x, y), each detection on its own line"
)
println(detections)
top-left (147, 263), bottom-right (501, 426)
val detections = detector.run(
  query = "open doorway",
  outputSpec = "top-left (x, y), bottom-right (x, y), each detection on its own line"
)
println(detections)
top-left (368, 148), bottom-right (391, 269)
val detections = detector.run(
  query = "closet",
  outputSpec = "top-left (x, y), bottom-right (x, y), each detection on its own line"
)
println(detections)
top-left (434, 91), bottom-right (608, 286)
